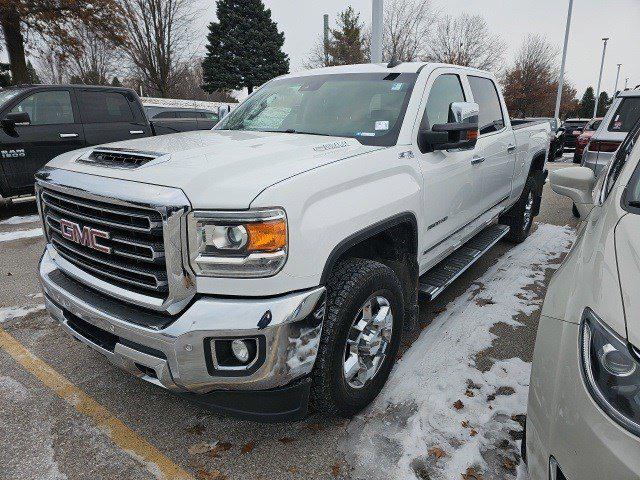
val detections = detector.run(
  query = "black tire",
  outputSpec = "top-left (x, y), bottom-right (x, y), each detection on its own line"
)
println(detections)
top-left (310, 257), bottom-right (404, 417)
top-left (521, 421), bottom-right (528, 466)
top-left (500, 175), bottom-right (538, 244)
top-left (572, 203), bottom-right (580, 218)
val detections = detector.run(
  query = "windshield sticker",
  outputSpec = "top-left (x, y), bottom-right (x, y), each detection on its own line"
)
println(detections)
top-left (391, 83), bottom-right (404, 91)
top-left (375, 120), bottom-right (389, 131)
top-left (313, 140), bottom-right (349, 152)
top-left (356, 132), bottom-right (376, 137)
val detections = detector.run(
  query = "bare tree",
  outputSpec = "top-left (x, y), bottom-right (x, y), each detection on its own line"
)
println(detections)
top-left (65, 26), bottom-right (121, 85)
top-left (383, 0), bottom-right (437, 62)
top-left (425, 13), bottom-right (505, 71)
top-left (35, 44), bottom-right (68, 84)
top-left (502, 34), bottom-right (578, 117)
top-left (119, 0), bottom-right (195, 97)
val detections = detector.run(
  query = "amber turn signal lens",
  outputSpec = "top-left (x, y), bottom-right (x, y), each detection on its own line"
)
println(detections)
top-left (467, 128), bottom-right (479, 141)
top-left (246, 220), bottom-right (287, 252)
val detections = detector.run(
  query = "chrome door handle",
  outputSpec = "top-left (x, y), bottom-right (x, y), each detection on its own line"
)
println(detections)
top-left (130, 130), bottom-right (144, 134)
top-left (507, 144), bottom-right (516, 153)
top-left (59, 133), bottom-right (78, 138)
top-left (471, 156), bottom-right (485, 165)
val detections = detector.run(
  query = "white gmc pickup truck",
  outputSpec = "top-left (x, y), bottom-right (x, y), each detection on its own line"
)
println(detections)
top-left (36, 63), bottom-right (550, 422)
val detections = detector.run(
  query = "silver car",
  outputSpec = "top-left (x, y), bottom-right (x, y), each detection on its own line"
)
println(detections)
top-left (524, 122), bottom-right (640, 479)
top-left (582, 88), bottom-right (640, 176)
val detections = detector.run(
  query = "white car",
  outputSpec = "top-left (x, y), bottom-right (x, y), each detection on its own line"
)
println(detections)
top-left (35, 62), bottom-right (550, 421)
top-left (525, 121), bottom-right (640, 478)
top-left (582, 87), bottom-right (640, 176)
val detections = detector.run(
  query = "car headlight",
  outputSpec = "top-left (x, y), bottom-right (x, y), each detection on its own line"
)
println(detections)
top-left (188, 208), bottom-right (287, 278)
top-left (580, 308), bottom-right (640, 436)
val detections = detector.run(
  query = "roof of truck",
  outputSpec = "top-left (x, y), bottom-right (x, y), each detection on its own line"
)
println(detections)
top-left (281, 62), bottom-right (493, 78)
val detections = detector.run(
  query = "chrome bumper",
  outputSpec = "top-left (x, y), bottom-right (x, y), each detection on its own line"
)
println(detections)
top-left (39, 247), bottom-right (326, 393)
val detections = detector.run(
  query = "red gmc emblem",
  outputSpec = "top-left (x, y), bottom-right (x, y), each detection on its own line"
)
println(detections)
top-left (59, 218), bottom-right (111, 254)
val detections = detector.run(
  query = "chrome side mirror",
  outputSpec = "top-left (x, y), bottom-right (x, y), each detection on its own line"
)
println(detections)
top-left (450, 101), bottom-right (479, 124)
top-left (550, 166), bottom-right (596, 217)
top-left (218, 105), bottom-right (230, 120)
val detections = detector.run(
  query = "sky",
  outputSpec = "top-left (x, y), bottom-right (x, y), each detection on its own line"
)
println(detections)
top-left (192, 0), bottom-right (640, 97)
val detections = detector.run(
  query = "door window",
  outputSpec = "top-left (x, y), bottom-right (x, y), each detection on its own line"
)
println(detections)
top-left (423, 74), bottom-right (465, 127)
top-left (79, 91), bottom-right (135, 123)
top-left (608, 98), bottom-right (640, 132)
top-left (468, 76), bottom-right (505, 135)
top-left (10, 90), bottom-right (74, 125)
top-left (176, 111), bottom-right (199, 118)
top-left (153, 110), bottom-right (176, 119)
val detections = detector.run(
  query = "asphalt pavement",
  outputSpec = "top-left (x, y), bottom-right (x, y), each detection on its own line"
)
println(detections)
top-left (0, 157), bottom-right (579, 480)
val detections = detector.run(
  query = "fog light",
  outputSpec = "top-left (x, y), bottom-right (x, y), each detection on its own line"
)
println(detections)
top-left (231, 339), bottom-right (251, 363)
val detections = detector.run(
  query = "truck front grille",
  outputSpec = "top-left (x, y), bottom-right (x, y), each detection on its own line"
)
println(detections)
top-left (41, 187), bottom-right (168, 297)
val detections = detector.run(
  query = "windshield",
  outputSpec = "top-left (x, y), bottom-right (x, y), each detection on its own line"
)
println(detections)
top-left (0, 89), bottom-right (22, 107)
top-left (216, 72), bottom-right (418, 146)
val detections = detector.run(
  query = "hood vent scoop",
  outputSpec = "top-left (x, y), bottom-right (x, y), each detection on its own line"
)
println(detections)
top-left (78, 148), bottom-right (165, 169)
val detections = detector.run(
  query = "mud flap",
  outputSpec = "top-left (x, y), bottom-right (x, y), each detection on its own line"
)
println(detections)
top-left (531, 170), bottom-right (548, 217)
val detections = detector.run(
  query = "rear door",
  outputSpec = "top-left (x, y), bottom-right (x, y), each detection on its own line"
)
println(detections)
top-left (0, 88), bottom-right (84, 194)
top-left (78, 89), bottom-right (151, 145)
top-left (467, 75), bottom-right (516, 211)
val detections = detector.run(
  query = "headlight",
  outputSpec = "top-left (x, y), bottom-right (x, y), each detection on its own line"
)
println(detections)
top-left (188, 208), bottom-right (287, 278)
top-left (580, 308), bottom-right (640, 436)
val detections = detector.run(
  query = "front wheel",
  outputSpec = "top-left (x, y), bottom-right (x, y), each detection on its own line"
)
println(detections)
top-left (310, 258), bottom-right (404, 417)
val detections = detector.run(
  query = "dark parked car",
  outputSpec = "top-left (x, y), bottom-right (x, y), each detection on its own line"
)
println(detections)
top-left (561, 117), bottom-right (590, 151)
top-left (143, 106), bottom-right (219, 135)
top-left (573, 117), bottom-right (603, 163)
top-left (0, 85), bottom-right (225, 204)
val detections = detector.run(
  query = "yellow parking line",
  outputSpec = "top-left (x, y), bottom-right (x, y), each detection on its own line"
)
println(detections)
top-left (0, 328), bottom-right (194, 480)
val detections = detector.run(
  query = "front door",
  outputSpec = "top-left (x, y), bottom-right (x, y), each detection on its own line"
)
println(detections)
top-left (0, 88), bottom-right (84, 195)
top-left (416, 71), bottom-right (478, 257)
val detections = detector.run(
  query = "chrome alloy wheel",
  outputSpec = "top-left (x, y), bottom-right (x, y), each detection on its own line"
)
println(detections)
top-left (342, 295), bottom-right (394, 389)
top-left (523, 190), bottom-right (534, 231)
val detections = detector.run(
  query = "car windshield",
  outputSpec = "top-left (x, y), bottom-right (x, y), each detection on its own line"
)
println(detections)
top-left (609, 97), bottom-right (640, 133)
top-left (216, 72), bottom-right (418, 146)
top-left (0, 89), bottom-right (22, 107)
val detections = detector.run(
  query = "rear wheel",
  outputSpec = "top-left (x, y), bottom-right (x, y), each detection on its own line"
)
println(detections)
top-left (500, 175), bottom-right (538, 244)
top-left (310, 258), bottom-right (404, 417)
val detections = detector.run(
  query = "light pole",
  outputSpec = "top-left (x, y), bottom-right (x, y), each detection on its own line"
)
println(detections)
top-left (613, 63), bottom-right (622, 97)
top-left (593, 37), bottom-right (609, 117)
top-left (554, 0), bottom-right (574, 120)
top-left (625, 77), bottom-right (629, 90)
top-left (323, 14), bottom-right (330, 66)
top-left (371, 0), bottom-right (383, 63)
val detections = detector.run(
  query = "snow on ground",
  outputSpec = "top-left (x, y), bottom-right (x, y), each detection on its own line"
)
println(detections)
top-left (344, 223), bottom-right (575, 480)
top-left (0, 214), bottom-right (40, 225)
top-left (0, 227), bottom-right (43, 243)
top-left (0, 304), bottom-right (46, 324)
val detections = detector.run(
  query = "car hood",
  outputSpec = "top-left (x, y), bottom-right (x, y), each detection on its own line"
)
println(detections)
top-left (615, 213), bottom-right (640, 348)
top-left (46, 130), bottom-right (381, 208)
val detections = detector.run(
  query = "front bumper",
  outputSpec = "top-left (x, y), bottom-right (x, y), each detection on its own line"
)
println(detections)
top-left (526, 315), bottom-right (640, 479)
top-left (39, 247), bottom-right (326, 421)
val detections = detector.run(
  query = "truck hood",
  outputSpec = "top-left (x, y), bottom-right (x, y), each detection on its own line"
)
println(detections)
top-left (47, 130), bottom-right (380, 208)
top-left (615, 213), bottom-right (640, 348)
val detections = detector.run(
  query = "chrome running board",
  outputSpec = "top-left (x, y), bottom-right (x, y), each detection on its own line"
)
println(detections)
top-left (419, 224), bottom-right (510, 301)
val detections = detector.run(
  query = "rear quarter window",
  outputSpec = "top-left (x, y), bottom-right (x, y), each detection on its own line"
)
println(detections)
top-left (609, 97), bottom-right (640, 133)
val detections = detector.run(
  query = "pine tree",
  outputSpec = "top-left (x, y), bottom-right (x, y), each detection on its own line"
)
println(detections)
top-left (579, 87), bottom-right (595, 118)
top-left (596, 91), bottom-right (612, 117)
top-left (111, 76), bottom-right (122, 87)
top-left (325, 7), bottom-right (367, 66)
top-left (202, 0), bottom-right (289, 94)
top-left (25, 60), bottom-right (41, 84)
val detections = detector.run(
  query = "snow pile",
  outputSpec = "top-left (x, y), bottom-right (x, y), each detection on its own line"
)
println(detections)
top-left (0, 304), bottom-right (46, 324)
top-left (0, 214), bottom-right (40, 225)
top-left (0, 227), bottom-right (43, 243)
top-left (344, 223), bottom-right (575, 480)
